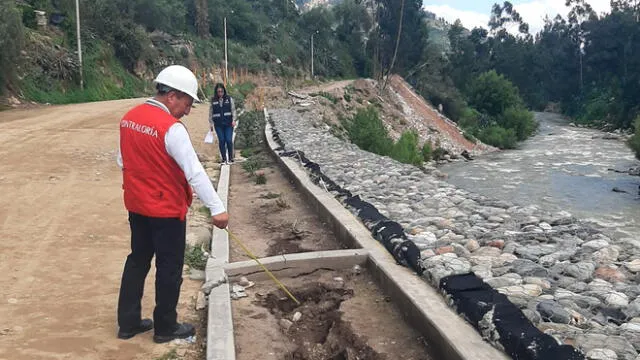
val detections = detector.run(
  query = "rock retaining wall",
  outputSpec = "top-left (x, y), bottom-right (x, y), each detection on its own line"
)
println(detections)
top-left (268, 107), bottom-right (640, 360)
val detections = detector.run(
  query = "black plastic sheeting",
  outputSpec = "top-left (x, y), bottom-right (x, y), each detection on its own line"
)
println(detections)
top-left (440, 274), bottom-right (585, 360)
top-left (268, 119), bottom-right (585, 359)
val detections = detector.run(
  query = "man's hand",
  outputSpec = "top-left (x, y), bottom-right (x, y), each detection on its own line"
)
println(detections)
top-left (211, 212), bottom-right (229, 229)
top-left (231, 121), bottom-right (236, 128)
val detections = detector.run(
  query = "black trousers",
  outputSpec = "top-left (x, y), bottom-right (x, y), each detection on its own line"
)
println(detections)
top-left (117, 212), bottom-right (186, 335)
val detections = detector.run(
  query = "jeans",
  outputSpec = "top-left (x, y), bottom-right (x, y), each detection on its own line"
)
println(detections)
top-left (214, 125), bottom-right (234, 162)
top-left (117, 212), bottom-right (186, 335)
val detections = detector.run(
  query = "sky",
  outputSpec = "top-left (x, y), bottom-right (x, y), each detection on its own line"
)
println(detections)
top-left (423, 0), bottom-right (612, 34)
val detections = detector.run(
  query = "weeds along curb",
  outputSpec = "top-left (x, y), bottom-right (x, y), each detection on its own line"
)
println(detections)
top-left (263, 108), bottom-right (509, 360)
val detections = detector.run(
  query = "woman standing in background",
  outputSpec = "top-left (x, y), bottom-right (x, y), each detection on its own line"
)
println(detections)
top-left (209, 83), bottom-right (237, 164)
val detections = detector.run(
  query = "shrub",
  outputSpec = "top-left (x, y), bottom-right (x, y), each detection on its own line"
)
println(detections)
top-left (628, 116), bottom-right (640, 160)
top-left (498, 106), bottom-right (537, 141)
top-left (477, 125), bottom-right (518, 149)
top-left (432, 147), bottom-right (447, 161)
top-left (184, 246), bottom-right (207, 270)
top-left (234, 110), bottom-right (265, 149)
top-left (347, 107), bottom-right (393, 156)
top-left (391, 131), bottom-right (423, 166)
top-left (422, 142), bottom-right (433, 162)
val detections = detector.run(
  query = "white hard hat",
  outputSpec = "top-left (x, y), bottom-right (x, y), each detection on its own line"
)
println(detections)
top-left (153, 65), bottom-right (200, 102)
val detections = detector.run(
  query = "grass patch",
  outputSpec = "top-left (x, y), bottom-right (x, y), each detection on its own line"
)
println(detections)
top-left (242, 156), bottom-right (265, 174)
top-left (255, 172), bottom-right (267, 185)
top-left (155, 349), bottom-right (178, 360)
top-left (343, 93), bottom-right (352, 102)
top-left (198, 206), bottom-right (211, 217)
top-left (311, 91), bottom-right (338, 104)
top-left (185, 245), bottom-right (207, 271)
top-left (260, 192), bottom-right (281, 199)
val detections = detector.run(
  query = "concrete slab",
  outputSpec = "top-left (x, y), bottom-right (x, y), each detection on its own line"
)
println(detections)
top-left (264, 109), bottom-right (509, 360)
top-left (223, 249), bottom-right (369, 282)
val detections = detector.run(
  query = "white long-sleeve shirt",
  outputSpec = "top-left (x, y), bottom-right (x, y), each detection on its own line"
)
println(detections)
top-left (117, 98), bottom-right (226, 216)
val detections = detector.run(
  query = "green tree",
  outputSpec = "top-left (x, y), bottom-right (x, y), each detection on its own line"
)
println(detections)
top-left (0, 0), bottom-right (25, 93)
top-left (467, 70), bottom-right (524, 117)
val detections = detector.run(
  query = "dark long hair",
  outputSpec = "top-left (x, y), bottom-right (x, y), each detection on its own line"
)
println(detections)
top-left (212, 83), bottom-right (227, 102)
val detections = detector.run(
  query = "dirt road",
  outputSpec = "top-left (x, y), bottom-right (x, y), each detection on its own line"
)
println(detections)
top-left (0, 99), bottom-right (217, 360)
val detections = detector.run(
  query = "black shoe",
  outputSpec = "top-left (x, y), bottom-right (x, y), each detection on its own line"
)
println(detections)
top-left (117, 318), bottom-right (153, 340)
top-left (228, 159), bottom-right (235, 164)
top-left (153, 323), bottom-right (196, 344)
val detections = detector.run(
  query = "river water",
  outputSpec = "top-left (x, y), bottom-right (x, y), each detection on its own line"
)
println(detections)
top-left (442, 112), bottom-right (640, 237)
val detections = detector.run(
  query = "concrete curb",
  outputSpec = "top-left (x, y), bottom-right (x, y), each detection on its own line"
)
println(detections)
top-left (205, 163), bottom-right (234, 360)
top-left (224, 249), bottom-right (369, 282)
top-left (264, 109), bottom-right (509, 360)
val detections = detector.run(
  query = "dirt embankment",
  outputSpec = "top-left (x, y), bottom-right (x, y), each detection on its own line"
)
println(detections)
top-left (288, 76), bottom-right (493, 157)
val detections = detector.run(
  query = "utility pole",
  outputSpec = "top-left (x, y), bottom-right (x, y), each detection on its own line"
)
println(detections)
top-left (224, 17), bottom-right (228, 86)
top-left (75, 0), bottom-right (83, 89)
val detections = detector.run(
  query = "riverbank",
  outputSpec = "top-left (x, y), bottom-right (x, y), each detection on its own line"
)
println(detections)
top-left (269, 107), bottom-right (640, 359)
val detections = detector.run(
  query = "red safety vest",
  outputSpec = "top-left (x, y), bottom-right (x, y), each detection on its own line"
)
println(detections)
top-left (119, 103), bottom-right (193, 220)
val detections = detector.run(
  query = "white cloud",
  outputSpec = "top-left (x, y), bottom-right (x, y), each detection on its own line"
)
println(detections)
top-left (423, 4), bottom-right (489, 30)
top-left (424, 0), bottom-right (612, 35)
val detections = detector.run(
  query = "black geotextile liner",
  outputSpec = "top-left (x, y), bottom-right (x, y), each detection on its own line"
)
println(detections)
top-left (268, 118), bottom-right (584, 359)
top-left (440, 274), bottom-right (585, 360)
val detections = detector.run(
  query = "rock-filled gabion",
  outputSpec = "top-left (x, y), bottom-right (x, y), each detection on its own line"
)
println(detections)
top-left (268, 108), bottom-right (640, 360)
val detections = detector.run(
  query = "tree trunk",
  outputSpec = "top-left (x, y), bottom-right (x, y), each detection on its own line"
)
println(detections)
top-left (195, 0), bottom-right (209, 38)
top-left (381, 0), bottom-right (405, 92)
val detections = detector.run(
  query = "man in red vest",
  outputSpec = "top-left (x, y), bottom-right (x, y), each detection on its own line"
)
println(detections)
top-left (116, 65), bottom-right (229, 343)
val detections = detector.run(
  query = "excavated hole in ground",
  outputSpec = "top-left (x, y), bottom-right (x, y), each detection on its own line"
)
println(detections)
top-left (260, 282), bottom-right (385, 360)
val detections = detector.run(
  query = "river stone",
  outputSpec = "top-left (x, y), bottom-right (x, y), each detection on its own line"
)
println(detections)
top-left (604, 292), bottom-right (629, 308)
top-left (566, 281), bottom-right (589, 293)
top-left (625, 299), bottom-right (640, 318)
top-left (621, 323), bottom-right (640, 333)
top-left (593, 247), bottom-right (621, 264)
top-left (471, 264), bottom-right (493, 279)
top-left (515, 244), bottom-right (557, 261)
top-left (539, 254), bottom-right (558, 267)
top-left (539, 222), bottom-right (553, 231)
top-left (497, 284), bottom-right (543, 299)
top-left (565, 262), bottom-right (596, 281)
top-left (550, 212), bottom-right (575, 226)
top-left (523, 277), bottom-right (551, 290)
top-left (424, 254), bottom-right (472, 285)
top-left (522, 309), bottom-right (542, 324)
top-left (624, 259), bottom-right (640, 273)
top-left (589, 279), bottom-right (615, 292)
top-left (583, 239), bottom-right (611, 251)
top-left (511, 259), bottom-right (549, 278)
top-left (594, 266), bottom-right (626, 283)
top-left (485, 274), bottom-right (523, 288)
top-left (576, 334), bottom-right (637, 360)
top-left (465, 239), bottom-right (480, 252)
top-left (586, 349), bottom-right (618, 360)
top-left (538, 300), bottom-right (572, 324)
top-left (451, 243), bottom-right (471, 258)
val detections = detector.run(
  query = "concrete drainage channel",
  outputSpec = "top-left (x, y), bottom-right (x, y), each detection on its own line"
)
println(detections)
top-left (201, 109), bottom-right (507, 360)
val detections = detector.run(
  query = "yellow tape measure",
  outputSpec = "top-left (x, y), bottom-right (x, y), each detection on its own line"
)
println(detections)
top-left (225, 228), bottom-right (301, 305)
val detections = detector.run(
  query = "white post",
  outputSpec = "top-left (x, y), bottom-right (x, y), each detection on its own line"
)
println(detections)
top-left (311, 33), bottom-right (314, 78)
top-left (224, 17), bottom-right (228, 86)
top-left (75, 0), bottom-right (83, 89)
